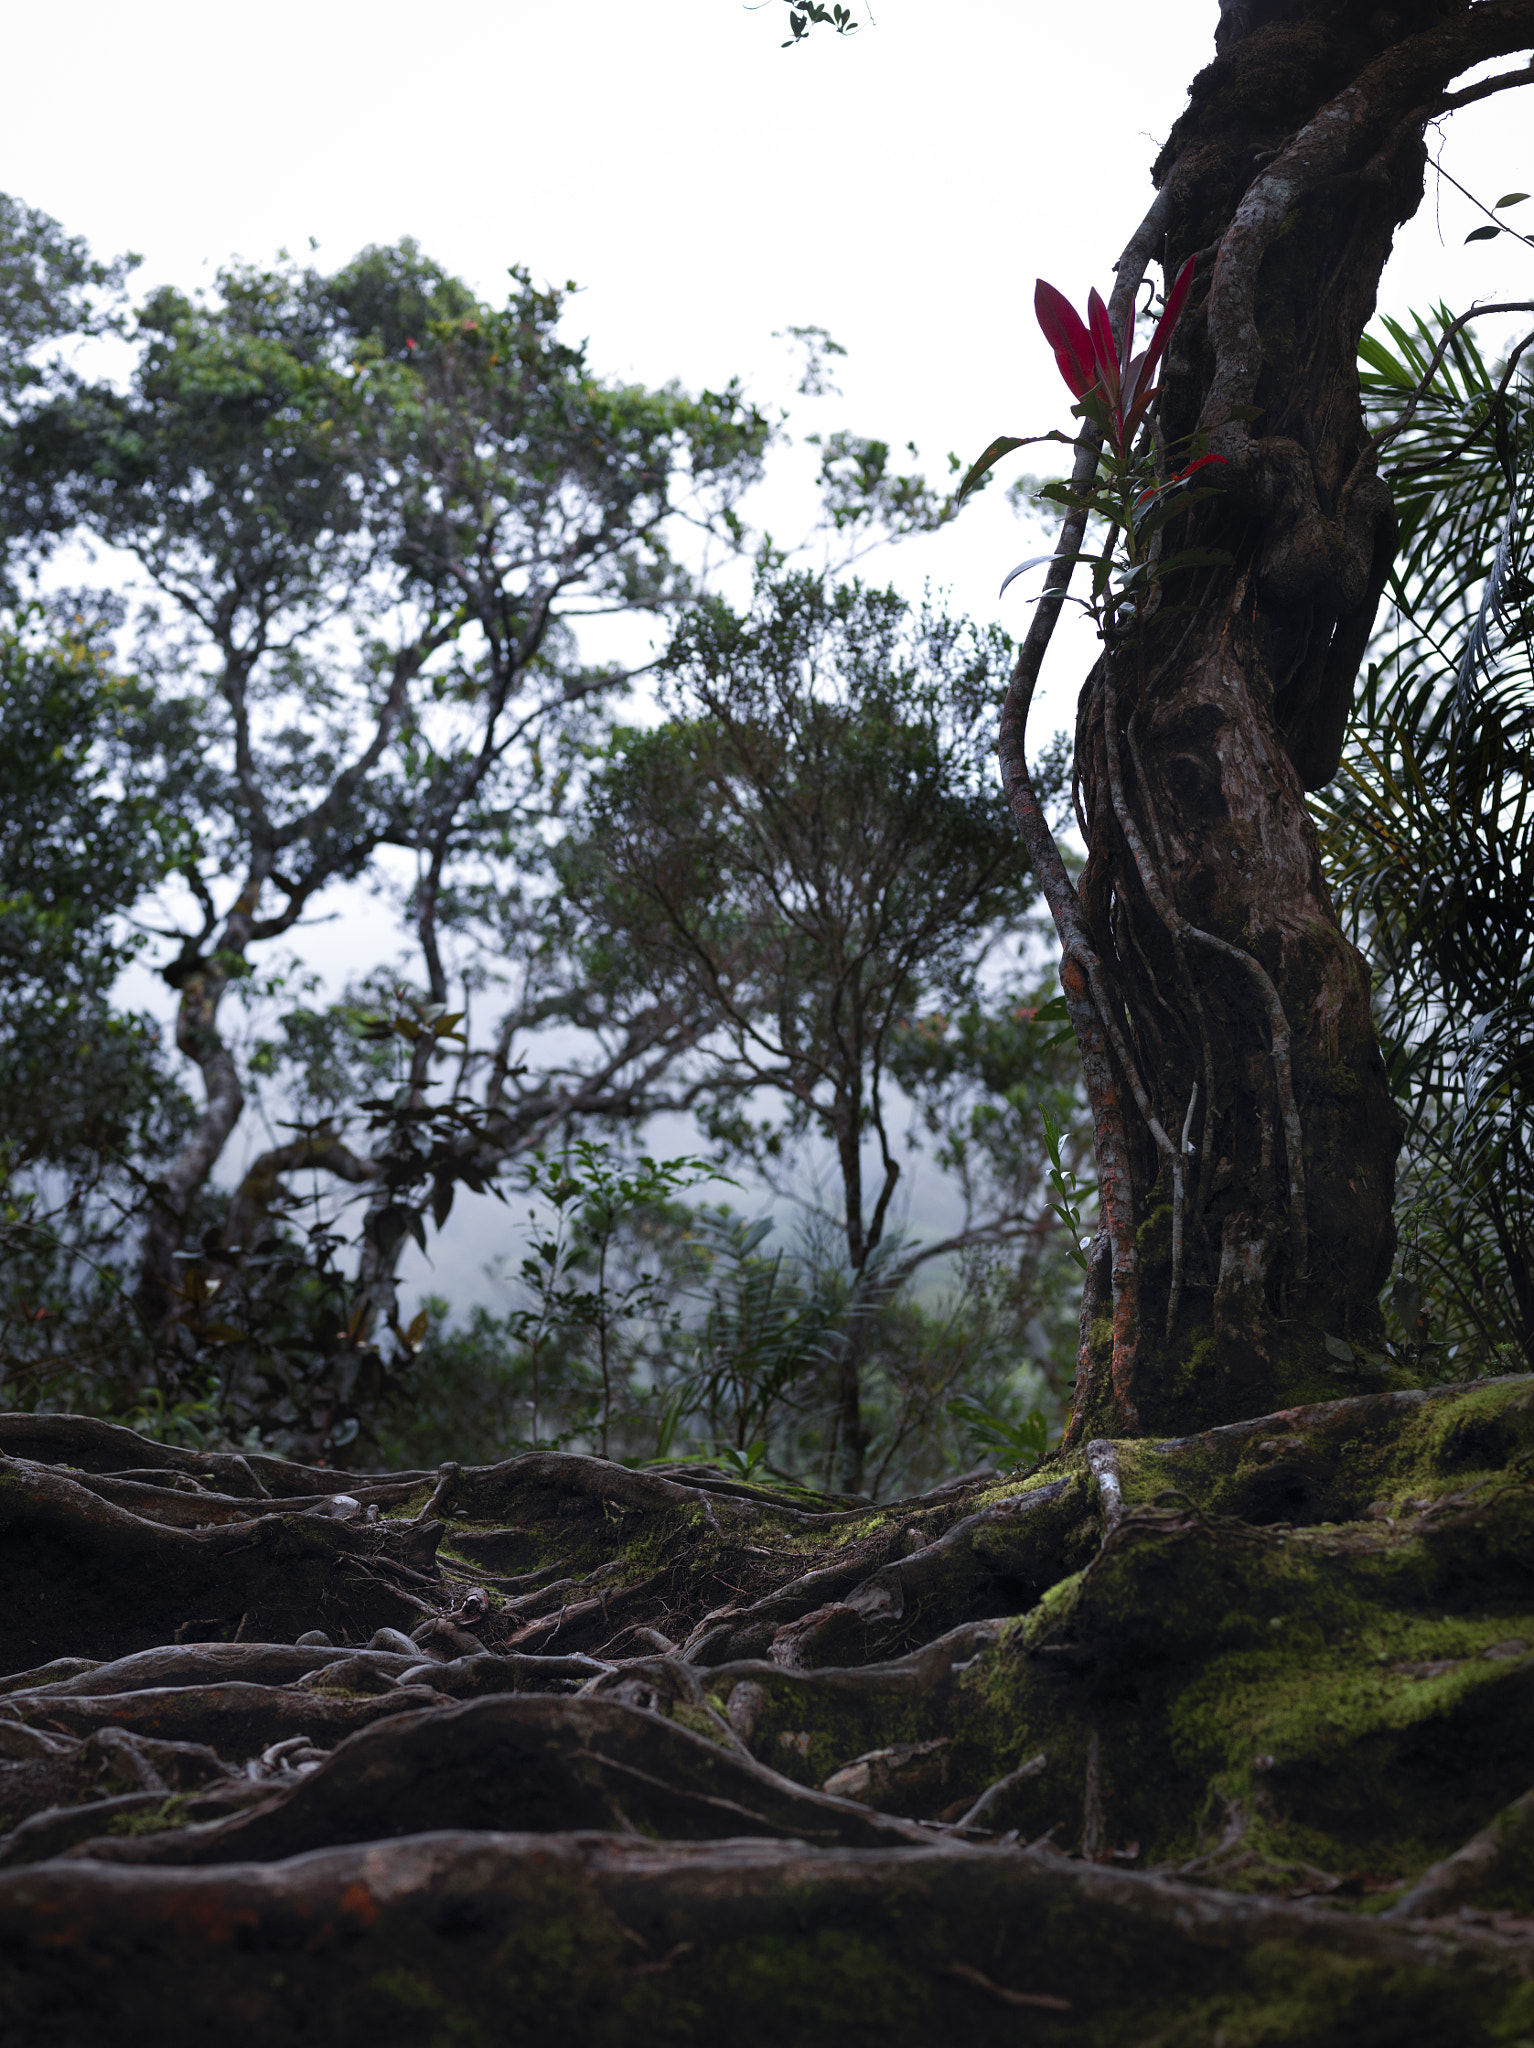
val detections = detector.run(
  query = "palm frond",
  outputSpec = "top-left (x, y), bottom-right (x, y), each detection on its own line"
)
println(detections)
top-left (1314, 303), bottom-right (1534, 1370)
top-left (1453, 467), bottom-right (1533, 720)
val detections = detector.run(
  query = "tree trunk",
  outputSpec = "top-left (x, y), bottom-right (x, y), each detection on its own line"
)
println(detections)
top-left (1005, 0), bottom-right (1534, 1440)
top-left (134, 885), bottom-right (263, 1333)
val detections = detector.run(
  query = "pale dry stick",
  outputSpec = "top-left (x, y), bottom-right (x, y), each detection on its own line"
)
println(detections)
top-left (997, 184), bottom-right (1180, 1432)
top-left (951, 1751), bottom-right (1047, 1834)
top-left (411, 1462), bottom-right (460, 1524)
top-left (940, 1965), bottom-right (1071, 2014)
top-left (1167, 1084), bottom-right (1199, 1339)
top-left (1083, 1441), bottom-right (1124, 1541)
top-left (1383, 1783), bottom-right (1534, 1920)
top-left (1100, 667), bottom-right (1309, 1279)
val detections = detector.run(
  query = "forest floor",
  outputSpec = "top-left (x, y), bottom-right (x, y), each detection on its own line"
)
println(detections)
top-left (2, 1378), bottom-right (1533, 2045)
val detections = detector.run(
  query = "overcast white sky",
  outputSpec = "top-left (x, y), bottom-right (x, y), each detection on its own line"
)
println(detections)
top-left (5, 0), bottom-right (1529, 1313)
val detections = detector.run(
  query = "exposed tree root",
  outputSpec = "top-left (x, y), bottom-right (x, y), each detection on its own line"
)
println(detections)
top-left (56, 1694), bottom-right (932, 1869)
top-left (1, 1387), bottom-right (1532, 2039)
top-left (1385, 1783), bottom-right (1534, 1921)
top-left (4, 1830), bottom-right (1533, 2048)
top-left (681, 1477), bottom-right (1088, 1668)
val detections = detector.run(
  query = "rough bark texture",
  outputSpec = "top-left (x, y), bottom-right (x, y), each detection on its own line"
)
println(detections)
top-left (3, 1389), bottom-right (1533, 2043)
top-left (1004, 0), bottom-right (1534, 1440)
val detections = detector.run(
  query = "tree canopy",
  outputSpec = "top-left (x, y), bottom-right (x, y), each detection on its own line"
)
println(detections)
top-left (0, 199), bottom-right (1070, 1484)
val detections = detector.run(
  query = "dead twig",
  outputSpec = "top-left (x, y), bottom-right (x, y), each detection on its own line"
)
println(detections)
top-left (941, 1961), bottom-right (1072, 2011)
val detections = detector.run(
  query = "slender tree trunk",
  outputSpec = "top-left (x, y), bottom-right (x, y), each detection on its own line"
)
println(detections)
top-left (828, 1068), bottom-right (903, 1497)
top-left (134, 883), bottom-right (263, 1333)
top-left (1005, 0), bottom-right (1534, 1439)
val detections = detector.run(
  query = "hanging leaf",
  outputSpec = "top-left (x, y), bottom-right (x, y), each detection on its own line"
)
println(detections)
top-left (954, 434), bottom-right (1072, 505)
top-left (1465, 226), bottom-right (1501, 243)
top-left (998, 555), bottom-right (1059, 598)
top-left (1391, 1275), bottom-right (1423, 1330)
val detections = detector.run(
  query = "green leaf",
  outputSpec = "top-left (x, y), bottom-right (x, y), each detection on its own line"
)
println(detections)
top-left (1494, 193), bottom-right (1530, 209)
top-left (1323, 1332), bottom-right (1355, 1363)
top-left (955, 436), bottom-right (1028, 506)
top-left (948, 1396), bottom-right (1048, 1465)
top-left (1030, 995), bottom-right (1070, 1022)
top-left (1151, 547), bottom-right (1233, 576)
top-left (1391, 1276), bottom-right (1423, 1330)
top-left (1357, 334), bottom-right (1416, 388)
top-left (1465, 226), bottom-right (1501, 243)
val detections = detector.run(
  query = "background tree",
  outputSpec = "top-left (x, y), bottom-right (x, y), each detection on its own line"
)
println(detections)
top-left (0, 199), bottom-right (1037, 1460)
top-left (0, 192), bottom-right (134, 471)
top-left (0, 602), bottom-right (196, 1402)
top-left (569, 570), bottom-right (1069, 1490)
top-left (4, 239), bottom-right (771, 1346)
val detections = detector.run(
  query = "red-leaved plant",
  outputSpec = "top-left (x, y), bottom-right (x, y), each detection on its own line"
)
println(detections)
top-left (958, 257), bottom-right (1227, 628)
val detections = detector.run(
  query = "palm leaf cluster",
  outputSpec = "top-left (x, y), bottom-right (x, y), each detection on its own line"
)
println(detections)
top-left (1314, 307), bottom-right (1534, 1369)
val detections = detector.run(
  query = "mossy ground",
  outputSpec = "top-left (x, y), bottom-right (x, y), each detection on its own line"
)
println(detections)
top-left (4, 1382), bottom-right (1533, 2043)
top-left (569, 1378), bottom-right (1534, 1910)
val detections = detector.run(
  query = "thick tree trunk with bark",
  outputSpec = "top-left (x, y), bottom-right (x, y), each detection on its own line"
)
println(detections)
top-left (1002, 0), bottom-right (1534, 1441)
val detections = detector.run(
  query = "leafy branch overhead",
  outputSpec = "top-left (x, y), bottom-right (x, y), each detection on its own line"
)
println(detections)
top-left (780, 2), bottom-right (860, 48)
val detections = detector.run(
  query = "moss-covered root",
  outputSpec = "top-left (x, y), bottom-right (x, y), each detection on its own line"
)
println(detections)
top-left (958, 1479), bottom-right (1534, 1888)
top-left (1386, 1784), bottom-right (1534, 1921)
top-left (1122, 1374), bottom-right (1534, 1528)
top-left (681, 1476), bottom-right (1094, 1668)
top-left (4, 1830), bottom-right (1533, 2048)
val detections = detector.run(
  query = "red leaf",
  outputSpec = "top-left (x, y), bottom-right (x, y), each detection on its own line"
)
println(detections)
top-left (1119, 348), bottom-right (1151, 417)
top-left (1141, 255), bottom-right (1197, 386)
top-left (1120, 388), bottom-right (1159, 447)
top-left (1173, 453), bottom-right (1227, 480)
top-left (1086, 289), bottom-right (1121, 403)
top-left (1035, 280), bottom-right (1095, 396)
